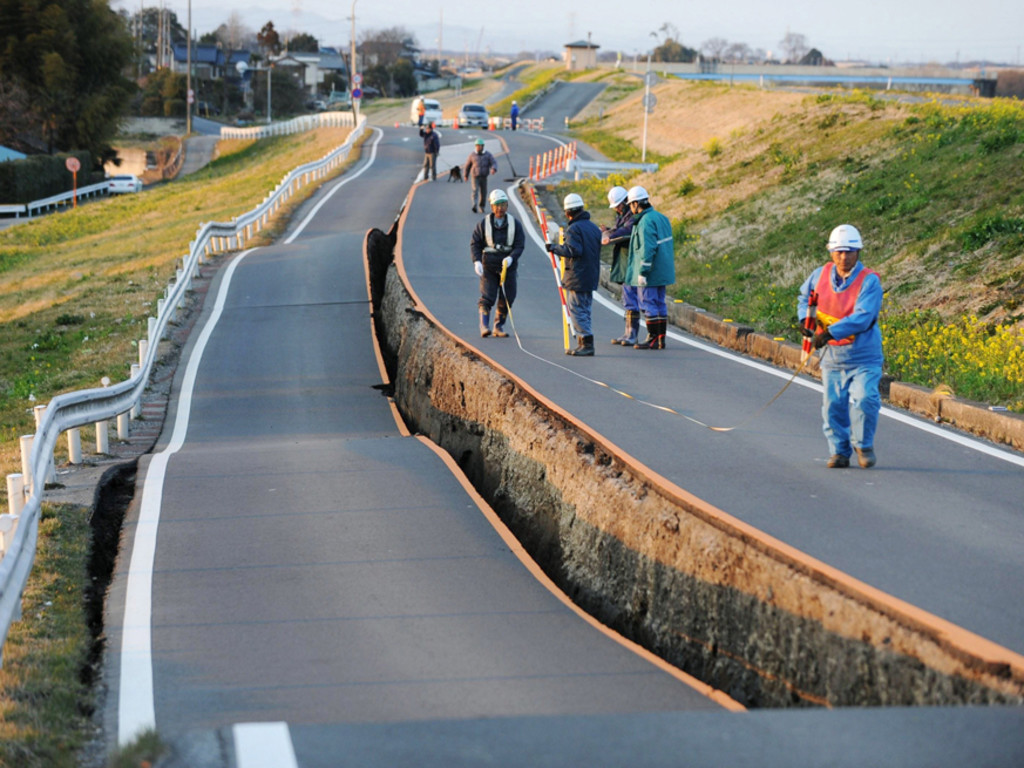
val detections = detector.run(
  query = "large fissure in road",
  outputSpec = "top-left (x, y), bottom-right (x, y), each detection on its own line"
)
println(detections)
top-left (366, 226), bottom-right (1024, 709)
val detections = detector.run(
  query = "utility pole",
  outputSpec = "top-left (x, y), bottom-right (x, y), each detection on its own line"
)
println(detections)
top-left (350, 0), bottom-right (359, 123)
top-left (186, 0), bottom-right (192, 134)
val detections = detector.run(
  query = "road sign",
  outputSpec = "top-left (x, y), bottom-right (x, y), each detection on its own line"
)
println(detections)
top-left (187, 88), bottom-right (195, 104)
top-left (353, 73), bottom-right (362, 85)
top-left (65, 157), bottom-right (81, 173)
top-left (642, 92), bottom-right (658, 113)
top-left (352, 87), bottom-right (362, 100)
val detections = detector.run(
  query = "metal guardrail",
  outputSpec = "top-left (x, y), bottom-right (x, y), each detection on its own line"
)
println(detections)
top-left (219, 110), bottom-right (357, 140)
top-left (0, 114), bottom-right (368, 663)
top-left (1, 182), bottom-right (111, 218)
top-left (565, 158), bottom-right (659, 180)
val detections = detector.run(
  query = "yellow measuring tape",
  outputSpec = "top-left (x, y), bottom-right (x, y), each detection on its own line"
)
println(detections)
top-left (495, 280), bottom-right (817, 433)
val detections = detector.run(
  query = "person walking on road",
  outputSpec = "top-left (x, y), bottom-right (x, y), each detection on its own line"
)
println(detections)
top-left (798, 224), bottom-right (884, 469)
top-left (415, 96), bottom-right (426, 126)
top-left (546, 193), bottom-right (602, 356)
top-left (601, 185), bottom-right (639, 345)
top-left (419, 122), bottom-right (440, 181)
top-left (464, 138), bottom-right (498, 213)
top-left (471, 188), bottom-right (525, 338)
top-left (510, 100), bottom-right (520, 131)
top-left (625, 186), bottom-right (675, 350)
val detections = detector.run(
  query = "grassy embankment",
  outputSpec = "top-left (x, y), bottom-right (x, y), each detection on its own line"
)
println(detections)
top-left (0, 125), bottom-right (358, 764)
top-left (562, 80), bottom-right (1024, 410)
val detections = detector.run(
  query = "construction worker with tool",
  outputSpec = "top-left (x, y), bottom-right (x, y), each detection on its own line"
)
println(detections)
top-left (625, 186), bottom-right (675, 349)
top-left (471, 188), bottom-right (525, 338)
top-left (601, 185), bottom-right (639, 345)
top-left (545, 193), bottom-right (602, 356)
top-left (798, 224), bottom-right (884, 469)
top-left (464, 138), bottom-right (499, 213)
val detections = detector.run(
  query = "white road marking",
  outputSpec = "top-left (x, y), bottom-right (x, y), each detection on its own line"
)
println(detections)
top-left (234, 722), bottom-right (299, 768)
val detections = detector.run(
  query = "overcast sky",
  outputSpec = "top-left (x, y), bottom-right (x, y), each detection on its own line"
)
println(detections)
top-left (132, 0), bottom-right (1023, 65)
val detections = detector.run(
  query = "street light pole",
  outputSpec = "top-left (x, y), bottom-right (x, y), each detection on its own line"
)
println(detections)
top-left (266, 62), bottom-right (272, 124)
top-left (350, 0), bottom-right (359, 122)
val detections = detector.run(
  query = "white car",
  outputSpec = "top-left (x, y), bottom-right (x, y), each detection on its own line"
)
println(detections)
top-left (457, 102), bottom-right (489, 128)
top-left (411, 97), bottom-right (443, 126)
top-left (108, 174), bottom-right (143, 194)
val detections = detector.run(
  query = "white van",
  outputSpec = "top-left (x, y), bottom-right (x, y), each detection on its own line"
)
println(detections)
top-left (411, 97), bottom-right (443, 125)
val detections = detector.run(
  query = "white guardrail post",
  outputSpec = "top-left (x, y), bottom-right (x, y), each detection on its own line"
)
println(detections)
top-left (0, 113), bottom-right (368, 664)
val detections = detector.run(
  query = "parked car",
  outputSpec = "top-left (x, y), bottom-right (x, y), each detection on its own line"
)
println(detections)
top-left (107, 174), bottom-right (143, 194)
top-left (410, 97), bottom-right (443, 125)
top-left (457, 102), bottom-right (489, 128)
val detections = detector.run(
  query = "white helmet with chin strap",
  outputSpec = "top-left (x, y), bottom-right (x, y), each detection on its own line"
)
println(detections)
top-left (827, 224), bottom-right (863, 252)
top-left (607, 186), bottom-right (628, 208)
top-left (489, 189), bottom-right (509, 206)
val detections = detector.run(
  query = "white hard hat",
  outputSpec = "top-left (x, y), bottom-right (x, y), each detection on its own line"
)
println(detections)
top-left (607, 186), bottom-right (628, 208)
top-left (489, 189), bottom-right (509, 205)
top-left (626, 185), bottom-right (649, 204)
top-left (827, 224), bottom-right (863, 252)
top-left (563, 193), bottom-right (585, 212)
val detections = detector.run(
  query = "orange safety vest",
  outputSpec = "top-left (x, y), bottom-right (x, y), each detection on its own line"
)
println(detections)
top-left (814, 263), bottom-right (876, 346)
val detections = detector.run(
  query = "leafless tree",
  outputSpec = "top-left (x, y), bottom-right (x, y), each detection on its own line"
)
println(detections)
top-left (779, 31), bottom-right (809, 63)
top-left (724, 42), bottom-right (752, 63)
top-left (700, 37), bottom-right (730, 62)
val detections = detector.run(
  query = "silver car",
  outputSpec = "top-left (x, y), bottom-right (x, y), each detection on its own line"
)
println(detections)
top-left (457, 102), bottom-right (489, 128)
top-left (108, 174), bottom-right (143, 194)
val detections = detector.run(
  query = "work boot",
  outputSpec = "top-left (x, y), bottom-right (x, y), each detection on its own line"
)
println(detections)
top-left (827, 454), bottom-right (850, 469)
top-left (479, 310), bottom-right (491, 337)
top-left (472, 205), bottom-right (478, 213)
top-left (611, 310), bottom-right (640, 345)
top-left (493, 314), bottom-right (509, 337)
top-left (568, 335), bottom-right (594, 356)
top-left (855, 446), bottom-right (876, 468)
top-left (634, 318), bottom-right (666, 350)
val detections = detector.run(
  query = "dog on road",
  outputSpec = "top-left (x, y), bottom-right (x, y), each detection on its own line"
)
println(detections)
top-left (447, 165), bottom-right (463, 182)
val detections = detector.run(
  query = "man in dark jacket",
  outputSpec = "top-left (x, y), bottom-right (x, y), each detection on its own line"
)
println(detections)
top-left (463, 138), bottom-right (498, 212)
top-left (419, 122), bottom-right (440, 181)
top-left (546, 193), bottom-right (602, 356)
top-left (471, 188), bottom-right (525, 337)
top-left (601, 185), bottom-right (638, 345)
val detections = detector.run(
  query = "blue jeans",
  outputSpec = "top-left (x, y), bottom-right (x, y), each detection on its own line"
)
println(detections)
top-left (821, 365), bottom-right (882, 456)
top-left (566, 290), bottom-right (593, 336)
top-left (640, 285), bottom-right (667, 318)
top-left (621, 284), bottom-right (640, 312)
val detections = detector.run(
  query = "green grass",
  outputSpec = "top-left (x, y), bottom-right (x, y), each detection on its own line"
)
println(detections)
top-left (0, 505), bottom-right (95, 767)
top-left (0, 126), bottom-right (361, 508)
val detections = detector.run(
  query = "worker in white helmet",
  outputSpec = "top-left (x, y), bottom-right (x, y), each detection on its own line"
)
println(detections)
top-left (510, 100), bottom-right (520, 131)
top-left (471, 188), bottom-right (525, 338)
top-left (546, 192), bottom-right (602, 356)
top-left (798, 224), bottom-right (884, 469)
top-left (601, 185), bottom-right (639, 345)
top-left (625, 186), bottom-right (675, 350)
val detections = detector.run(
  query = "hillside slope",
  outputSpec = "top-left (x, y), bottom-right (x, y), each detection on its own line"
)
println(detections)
top-left (565, 77), bottom-right (1024, 408)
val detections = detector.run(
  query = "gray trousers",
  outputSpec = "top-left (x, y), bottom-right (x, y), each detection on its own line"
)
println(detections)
top-left (471, 174), bottom-right (488, 209)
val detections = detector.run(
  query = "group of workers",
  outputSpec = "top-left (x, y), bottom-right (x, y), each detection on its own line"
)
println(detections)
top-left (457, 146), bottom-right (883, 469)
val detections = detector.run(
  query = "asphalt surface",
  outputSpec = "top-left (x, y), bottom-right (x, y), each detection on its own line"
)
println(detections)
top-left (103, 87), bottom-right (1024, 765)
top-left (105, 126), bottom-right (733, 767)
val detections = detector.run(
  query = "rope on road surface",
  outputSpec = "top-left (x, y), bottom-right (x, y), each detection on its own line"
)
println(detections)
top-left (497, 279), bottom-right (820, 434)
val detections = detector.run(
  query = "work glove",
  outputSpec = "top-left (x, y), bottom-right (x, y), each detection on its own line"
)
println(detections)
top-left (545, 243), bottom-right (556, 253)
top-left (474, 261), bottom-right (484, 277)
top-left (502, 256), bottom-right (513, 268)
top-left (637, 274), bottom-right (648, 287)
top-left (800, 325), bottom-right (814, 338)
top-left (812, 329), bottom-right (833, 349)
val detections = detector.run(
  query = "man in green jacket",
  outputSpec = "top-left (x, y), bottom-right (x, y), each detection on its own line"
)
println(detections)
top-left (625, 186), bottom-right (675, 349)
